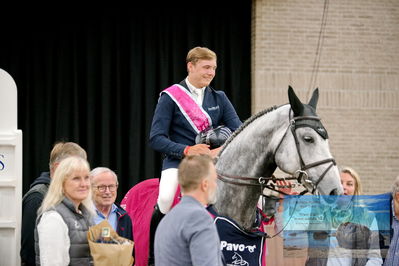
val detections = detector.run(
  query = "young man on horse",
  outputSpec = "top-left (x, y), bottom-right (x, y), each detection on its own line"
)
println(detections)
top-left (148, 46), bottom-right (241, 264)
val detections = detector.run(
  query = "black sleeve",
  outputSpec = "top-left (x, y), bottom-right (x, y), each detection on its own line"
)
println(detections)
top-left (20, 192), bottom-right (44, 265)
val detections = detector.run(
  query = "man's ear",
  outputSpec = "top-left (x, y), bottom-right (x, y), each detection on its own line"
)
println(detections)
top-left (50, 162), bottom-right (60, 177)
top-left (201, 178), bottom-right (209, 192)
top-left (187, 62), bottom-right (194, 73)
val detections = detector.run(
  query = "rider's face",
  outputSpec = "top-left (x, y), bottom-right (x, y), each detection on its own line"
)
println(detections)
top-left (187, 59), bottom-right (217, 88)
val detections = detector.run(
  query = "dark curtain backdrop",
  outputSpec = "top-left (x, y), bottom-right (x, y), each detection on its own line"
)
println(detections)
top-left (0, 4), bottom-right (251, 202)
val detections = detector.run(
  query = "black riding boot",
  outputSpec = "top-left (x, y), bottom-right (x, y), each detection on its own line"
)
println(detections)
top-left (148, 204), bottom-right (165, 266)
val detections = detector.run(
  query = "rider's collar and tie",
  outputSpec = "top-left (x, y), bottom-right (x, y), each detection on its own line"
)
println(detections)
top-left (186, 77), bottom-right (205, 106)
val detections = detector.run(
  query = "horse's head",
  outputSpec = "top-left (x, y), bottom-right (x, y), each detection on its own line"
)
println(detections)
top-left (214, 86), bottom-right (342, 229)
top-left (274, 86), bottom-right (343, 196)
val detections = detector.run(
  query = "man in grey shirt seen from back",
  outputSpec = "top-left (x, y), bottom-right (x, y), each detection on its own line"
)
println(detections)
top-left (154, 154), bottom-right (224, 266)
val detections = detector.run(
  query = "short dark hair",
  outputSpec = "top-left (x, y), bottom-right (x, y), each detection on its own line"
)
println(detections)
top-left (178, 155), bottom-right (214, 193)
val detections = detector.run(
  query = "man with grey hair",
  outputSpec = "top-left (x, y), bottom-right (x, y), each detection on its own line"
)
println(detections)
top-left (90, 167), bottom-right (133, 241)
top-left (154, 155), bottom-right (224, 265)
top-left (383, 175), bottom-right (399, 266)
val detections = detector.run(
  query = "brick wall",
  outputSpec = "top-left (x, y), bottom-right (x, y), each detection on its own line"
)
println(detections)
top-left (252, 0), bottom-right (399, 194)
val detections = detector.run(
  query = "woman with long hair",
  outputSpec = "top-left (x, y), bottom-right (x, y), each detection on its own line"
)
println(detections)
top-left (35, 156), bottom-right (94, 266)
top-left (340, 166), bottom-right (363, 196)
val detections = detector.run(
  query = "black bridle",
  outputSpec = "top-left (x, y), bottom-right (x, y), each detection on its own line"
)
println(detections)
top-left (217, 115), bottom-right (336, 196)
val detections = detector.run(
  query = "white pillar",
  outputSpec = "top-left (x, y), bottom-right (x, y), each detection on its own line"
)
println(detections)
top-left (0, 68), bottom-right (23, 266)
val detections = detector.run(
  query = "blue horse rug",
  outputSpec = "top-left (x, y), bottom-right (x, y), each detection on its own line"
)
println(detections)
top-left (208, 206), bottom-right (267, 266)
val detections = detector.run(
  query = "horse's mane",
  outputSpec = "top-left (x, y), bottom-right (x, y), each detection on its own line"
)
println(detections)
top-left (219, 105), bottom-right (281, 157)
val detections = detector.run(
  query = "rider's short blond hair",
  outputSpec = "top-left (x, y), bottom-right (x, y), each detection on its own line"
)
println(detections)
top-left (186, 47), bottom-right (217, 65)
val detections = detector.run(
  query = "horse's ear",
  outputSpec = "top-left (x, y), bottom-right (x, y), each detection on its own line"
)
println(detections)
top-left (308, 88), bottom-right (319, 109)
top-left (288, 85), bottom-right (304, 116)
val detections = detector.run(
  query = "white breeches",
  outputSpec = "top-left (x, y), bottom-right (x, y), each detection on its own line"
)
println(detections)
top-left (157, 168), bottom-right (179, 214)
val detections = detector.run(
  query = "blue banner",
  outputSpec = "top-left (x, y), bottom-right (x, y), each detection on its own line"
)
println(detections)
top-left (280, 193), bottom-right (391, 258)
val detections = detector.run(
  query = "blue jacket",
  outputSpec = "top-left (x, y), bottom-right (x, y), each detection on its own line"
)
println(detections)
top-left (21, 172), bottom-right (51, 266)
top-left (115, 204), bottom-right (134, 241)
top-left (149, 80), bottom-right (242, 170)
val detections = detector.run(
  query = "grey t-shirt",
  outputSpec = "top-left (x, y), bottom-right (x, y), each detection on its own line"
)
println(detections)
top-left (154, 195), bottom-right (224, 266)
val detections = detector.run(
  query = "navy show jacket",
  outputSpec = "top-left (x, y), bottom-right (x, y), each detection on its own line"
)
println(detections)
top-left (149, 80), bottom-right (242, 170)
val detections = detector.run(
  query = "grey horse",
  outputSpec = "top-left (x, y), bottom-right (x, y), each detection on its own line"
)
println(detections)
top-left (214, 86), bottom-right (343, 231)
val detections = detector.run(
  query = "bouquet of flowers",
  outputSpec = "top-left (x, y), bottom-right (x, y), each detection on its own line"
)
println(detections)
top-left (87, 220), bottom-right (134, 266)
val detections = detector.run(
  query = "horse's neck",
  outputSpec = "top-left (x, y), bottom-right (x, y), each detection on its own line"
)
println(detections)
top-left (214, 183), bottom-right (262, 230)
top-left (217, 106), bottom-right (289, 175)
top-left (214, 106), bottom-right (289, 230)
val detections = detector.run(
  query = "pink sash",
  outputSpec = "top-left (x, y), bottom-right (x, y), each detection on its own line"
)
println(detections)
top-left (162, 84), bottom-right (212, 133)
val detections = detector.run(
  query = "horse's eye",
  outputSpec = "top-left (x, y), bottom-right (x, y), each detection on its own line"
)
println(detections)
top-left (303, 136), bottom-right (314, 143)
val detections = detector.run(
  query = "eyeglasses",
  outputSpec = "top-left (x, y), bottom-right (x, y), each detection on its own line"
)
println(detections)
top-left (94, 185), bottom-right (118, 192)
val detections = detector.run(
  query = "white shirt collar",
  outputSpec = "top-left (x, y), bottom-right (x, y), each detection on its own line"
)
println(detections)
top-left (185, 77), bottom-right (205, 105)
top-left (185, 77), bottom-right (205, 93)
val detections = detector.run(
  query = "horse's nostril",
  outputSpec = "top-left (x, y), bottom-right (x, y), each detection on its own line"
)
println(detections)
top-left (329, 188), bottom-right (338, 196)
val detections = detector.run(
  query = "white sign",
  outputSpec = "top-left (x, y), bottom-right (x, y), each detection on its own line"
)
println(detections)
top-left (0, 68), bottom-right (22, 266)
